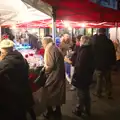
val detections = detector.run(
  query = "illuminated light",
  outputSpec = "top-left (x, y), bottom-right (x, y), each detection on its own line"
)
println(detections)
top-left (81, 23), bottom-right (86, 28)
top-left (68, 27), bottom-right (72, 31)
top-left (11, 24), bottom-right (16, 29)
top-left (64, 21), bottom-right (70, 27)
top-left (78, 23), bottom-right (86, 28)
top-left (48, 24), bottom-right (52, 28)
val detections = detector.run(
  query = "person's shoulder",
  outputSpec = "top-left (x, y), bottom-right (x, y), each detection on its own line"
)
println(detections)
top-left (0, 59), bottom-right (10, 70)
top-left (107, 39), bottom-right (114, 45)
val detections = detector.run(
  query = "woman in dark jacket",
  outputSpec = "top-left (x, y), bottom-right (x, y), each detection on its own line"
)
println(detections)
top-left (72, 36), bottom-right (94, 117)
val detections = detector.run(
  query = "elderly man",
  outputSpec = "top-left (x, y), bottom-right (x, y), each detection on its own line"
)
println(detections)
top-left (41, 37), bottom-right (66, 120)
top-left (0, 39), bottom-right (34, 120)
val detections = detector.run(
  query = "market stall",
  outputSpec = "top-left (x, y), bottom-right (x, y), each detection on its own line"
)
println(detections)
top-left (22, 0), bottom-right (120, 41)
top-left (13, 42), bottom-right (44, 92)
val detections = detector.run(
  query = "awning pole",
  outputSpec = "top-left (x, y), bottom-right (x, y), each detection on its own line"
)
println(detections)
top-left (52, 7), bottom-right (56, 42)
top-left (115, 22), bottom-right (118, 40)
top-left (0, 26), bottom-right (1, 41)
top-left (0, 14), bottom-right (1, 41)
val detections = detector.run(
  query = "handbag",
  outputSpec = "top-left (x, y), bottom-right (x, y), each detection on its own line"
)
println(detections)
top-left (34, 67), bottom-right (47, 87)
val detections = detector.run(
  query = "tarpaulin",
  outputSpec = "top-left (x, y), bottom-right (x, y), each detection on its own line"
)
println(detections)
top-left (41, 0), bottom-right (120, 22)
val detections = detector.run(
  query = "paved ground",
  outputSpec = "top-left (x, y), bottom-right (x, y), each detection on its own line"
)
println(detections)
top-left (29, 71), bottom-right (120, 120)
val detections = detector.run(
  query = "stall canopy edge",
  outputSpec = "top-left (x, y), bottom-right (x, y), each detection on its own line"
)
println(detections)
top-left (22, 0), bottom-right (52, 17)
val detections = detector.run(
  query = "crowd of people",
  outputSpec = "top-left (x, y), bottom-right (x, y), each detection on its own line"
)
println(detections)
top-left (0, 28), bottom-right (117, 120)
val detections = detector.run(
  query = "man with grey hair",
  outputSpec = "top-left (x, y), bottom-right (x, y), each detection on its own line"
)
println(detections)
top-left (41, 37), bottom-right (66, 119)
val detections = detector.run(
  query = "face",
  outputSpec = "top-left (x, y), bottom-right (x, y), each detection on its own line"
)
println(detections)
top-left (0, 48), bottom-right (8, 60)
top-left (80, 37), bottom-right (84, 46)
top-left (64, 34), bottom-right (70, 42)
top-left (41, 40), bottom-right (47, 49)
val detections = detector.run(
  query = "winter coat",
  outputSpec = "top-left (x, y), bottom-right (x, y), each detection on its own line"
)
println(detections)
top-left (92, 34), bottom-right (116, 70)
top-left (28, 34), bottom-right (39, 49)
top-left (0, 50), bottom-right (34, 110)
top-left (44, 42), bottom-right (66, 106)
top-left (71, 45), bottom-right (80, 66)
top-left (72, 45), bottom-right (94, 88)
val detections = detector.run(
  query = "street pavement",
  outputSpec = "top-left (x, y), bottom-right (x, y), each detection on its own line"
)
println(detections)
top-left (29, 71), bottom-right (120, 120)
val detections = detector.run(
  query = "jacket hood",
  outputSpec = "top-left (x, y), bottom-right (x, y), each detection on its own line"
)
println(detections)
top-left (4, 50), bottom-right (25, 66)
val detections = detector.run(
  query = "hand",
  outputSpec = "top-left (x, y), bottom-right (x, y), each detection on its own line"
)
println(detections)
top-left (64, 57), bottom-right (72, 64)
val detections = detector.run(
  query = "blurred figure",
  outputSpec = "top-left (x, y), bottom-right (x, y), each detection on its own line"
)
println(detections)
top-left (14, 37), bottom-right (21, 45)
top-left (28, 33), bottom-right (39, 49)
top-left (0, 39), bottom-right (34, 120)
top-left (72, 36), bottom-right (94, 117)
top-left (113, 39), bottom-right (120, 71)
top-left (64, 35), bottom-right (83, 91)
top-left (8, 32), bottom-right (15, 41)
top-left (59, 34), bottom-right (73, 57)
top-left (60, 34), bottom-right (73, 88)
top-left (70, 35), bottom-right (83, 90)
top-left (60, 34), bottom-right (64, 43)
top-left (55, 36), bottom-right (61, 47)
top-left (92, 28), bottom-right (116, 98)
top-left (44, 34), bottom-right (52, 38)
top-left (41, 37), bottom-right (66, 120)
top-left (71, 37), bottom-right (76, 50)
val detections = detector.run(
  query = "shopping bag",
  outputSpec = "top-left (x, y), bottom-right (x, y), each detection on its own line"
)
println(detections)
top-left (33, 87), bottom-right (48, 116)
top-left (34, 67), bottom-right (47, 87)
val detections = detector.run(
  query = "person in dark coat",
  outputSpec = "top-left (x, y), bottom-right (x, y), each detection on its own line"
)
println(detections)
top-left (71, 34), bottom-right (83, 66)
top-left (0, 39), bottom-right (34, 120)
top-left (92, 28), bottom-right (116, 98)
top-left (72, 36), bottom-right (94, 117)
top-left (28, 33), bottom-right (39, 49)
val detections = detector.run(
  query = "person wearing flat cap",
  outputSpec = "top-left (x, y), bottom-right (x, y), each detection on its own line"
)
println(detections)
top-left (0, 39), bottom-right (34, 120)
